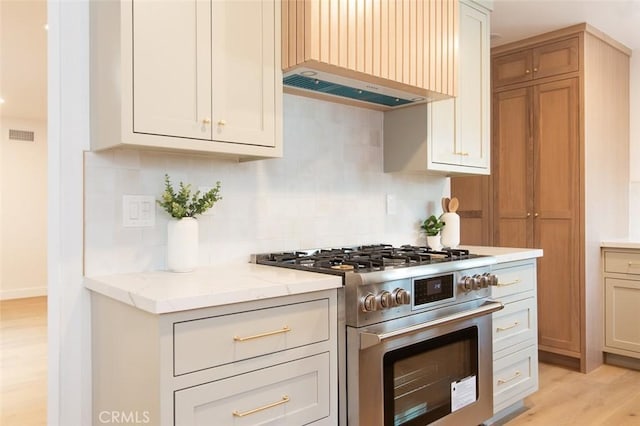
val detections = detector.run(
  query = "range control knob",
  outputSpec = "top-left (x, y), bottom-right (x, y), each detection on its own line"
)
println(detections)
top-left (377, 290), bottom-right (393, 309)
top-left (392, 288), bottom-right (411, 305)
top-left (483, 272), bottom-right (498, 286)
top-left (478, 274), bottom-right (489, 288)
top-left (472, 274), bottom-right (483, 290)
top-left (458, 276), bottom-right (474, 292)
top-left (361, 293), bottom-right (377, 312)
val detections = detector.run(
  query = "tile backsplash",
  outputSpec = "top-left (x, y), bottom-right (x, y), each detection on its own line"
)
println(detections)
top-left (84, 95), bottom-right (448, 276)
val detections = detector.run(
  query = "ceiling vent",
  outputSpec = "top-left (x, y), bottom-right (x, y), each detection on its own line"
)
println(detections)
top-left (8, 129), bottom-right (35, 142)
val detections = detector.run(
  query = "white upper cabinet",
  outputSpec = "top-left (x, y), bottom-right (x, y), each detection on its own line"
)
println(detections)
top-left (91, 0), bottom-right (282, 160)
top-left (383, 0), bottom-right (491, 175)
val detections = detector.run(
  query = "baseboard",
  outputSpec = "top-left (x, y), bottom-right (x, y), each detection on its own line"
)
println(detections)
top-left (605, 352), bottom-right (640, 371)
top-left (0, 286), bottom-right (48, 300)
top-left (538, 350), bottom-right (581, 371)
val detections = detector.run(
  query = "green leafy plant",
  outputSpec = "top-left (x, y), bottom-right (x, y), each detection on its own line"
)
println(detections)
top-left (421, 215), bottom-right (445, 236)
top-left (157, 174), bottom-right (222, 219)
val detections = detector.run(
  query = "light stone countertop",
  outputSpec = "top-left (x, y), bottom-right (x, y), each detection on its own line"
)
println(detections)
top-left (460, 245), bottom-right (543, 263)
top-left (85, 263), bottom-right (342, 314)
top-left (601, 239), bottom-right (640, 250)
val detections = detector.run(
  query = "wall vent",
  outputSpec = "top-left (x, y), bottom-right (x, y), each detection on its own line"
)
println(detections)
top-left (9, 129), bottom-right (35, 142)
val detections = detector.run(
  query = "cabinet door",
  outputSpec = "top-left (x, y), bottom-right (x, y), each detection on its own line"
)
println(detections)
top-left (492, 87), bottom-right (532, 249)
top-left (211, 0), bottom-right (277, 147)
top-left (493, 50), bottom-right (533, 87)
top-left (132, 0), bottom-right (212, 140)
top-left (532, 38), bottom-right (579, 80)
top-left (426, 0), bottom-right (490, 173)
top-left (534, 78), bottom-right (580, 355)
top-left (175, 353), bottom-right (330, 425)
top-left (605, 278), bottom-right (640, 355)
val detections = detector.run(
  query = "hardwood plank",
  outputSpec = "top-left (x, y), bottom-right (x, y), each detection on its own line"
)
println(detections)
top-left (0, 297), bottom-right (47, 426)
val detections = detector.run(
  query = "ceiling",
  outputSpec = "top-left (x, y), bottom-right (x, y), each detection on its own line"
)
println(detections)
top-left (491, 0), bottom-right (640, 50)
top-left (0, 0), bottom-right (637, 122)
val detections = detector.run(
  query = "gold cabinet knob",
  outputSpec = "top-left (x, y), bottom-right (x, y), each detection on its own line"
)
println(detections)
top-left (526, 213), bottom-right (531, 217)
top-left (533, 67), bottom-right (539, 72)
top-left (202, 118), bottom-right (211, 125)
top-left (525, 69), bottom-right (531, 74)
top-left (217, 120), bottom-right (227, 126)
top-left (534, 213), bottom-right (539, 217)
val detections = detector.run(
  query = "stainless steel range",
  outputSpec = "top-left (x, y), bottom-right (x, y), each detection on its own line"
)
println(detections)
top-left (254, 244), bottom-right (503, 426)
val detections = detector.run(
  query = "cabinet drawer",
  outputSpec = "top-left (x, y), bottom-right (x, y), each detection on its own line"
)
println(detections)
top-left (175, 352), bottom-right (330, 425)
top-left (604, 251), bottom-right (640, 275)
top-left (491, 262), bottom-right (536, 299)
top-left (493, 345), bottom-right (539, 413)
top-left (493, 297), bottom-right (537, 354)
top-left (174, 298), bottom-right (329, 375)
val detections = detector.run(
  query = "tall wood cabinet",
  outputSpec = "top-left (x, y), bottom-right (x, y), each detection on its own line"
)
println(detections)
top-left (452, 24), bottom-right (630, 372)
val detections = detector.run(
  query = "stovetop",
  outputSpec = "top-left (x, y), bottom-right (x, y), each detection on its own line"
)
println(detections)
top-left (253, 244), bottom-right (483, 276)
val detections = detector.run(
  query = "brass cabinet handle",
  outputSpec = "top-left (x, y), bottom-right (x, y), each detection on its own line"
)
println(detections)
top-left (629, 261), bottom-right (640, 267)
top-left (498, 371), bottom-right (522, 385)
top-left (453, 151), bottom-right (470, 156)
top-left (217, 119), bottom-right (227, 126)
top-left (526, 213), bottom-right (531, 217)
top-left (533, 67), bottom-right (539, 72)
top-left (534, 213), bottom-right (539, 217)
top-left (525, 69), bottom-right (531, 74)
top-left (233, 326), bottom-right (291, 342)
top-left (202, 118), bottom-right (211, 125)
top-left (232, 395), bottom-right (290, 417)
top-left (493, 279), bottom-right (521, 287)
top-left (497, 321), bottom-right (520, 332)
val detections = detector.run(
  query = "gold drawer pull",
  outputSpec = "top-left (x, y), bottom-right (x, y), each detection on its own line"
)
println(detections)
top-left (453, 151), bottom-right (469, 156)
top-left (628, 261), bottom-right (640, 267)
top-left (232, 395), bottom-right (290, 417)
top-left (494, 279), bottom-right (522, 287)
top-left (497, 321), bottom-right (520, 332)
top-left (497, 371), bottom-right (522, 385)
top-left (233, 326), bottom-right (291, 342)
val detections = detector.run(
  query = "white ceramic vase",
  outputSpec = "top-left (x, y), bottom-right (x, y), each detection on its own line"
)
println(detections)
top-left (167, 217), bottom-right (198, 272)
top-left (426, 235), bottom-right (443, 251)
top-left (440, 212), bottom-right (460, 248)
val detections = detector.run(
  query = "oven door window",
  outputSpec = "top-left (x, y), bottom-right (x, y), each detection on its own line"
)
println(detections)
top-left (383, 326), bottom-right (479, 426)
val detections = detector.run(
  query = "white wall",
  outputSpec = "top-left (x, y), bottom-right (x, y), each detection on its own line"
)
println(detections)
top-left (630, 50), bottom-right (640, 238)
top-left (0, 117), bottom-right (48, 299)
top-left (84, 95), bottom-right (449, 276)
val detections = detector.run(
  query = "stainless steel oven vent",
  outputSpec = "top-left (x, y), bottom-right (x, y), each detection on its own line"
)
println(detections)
top-left (9, 129), bottom-right (35, 142)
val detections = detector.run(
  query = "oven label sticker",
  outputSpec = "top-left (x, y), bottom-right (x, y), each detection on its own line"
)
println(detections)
top-left (451, 375), bottom-right (477, 412)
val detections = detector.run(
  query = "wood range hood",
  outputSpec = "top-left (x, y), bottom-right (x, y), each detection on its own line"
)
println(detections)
top-left (282, 0), bottom-right (459, 111)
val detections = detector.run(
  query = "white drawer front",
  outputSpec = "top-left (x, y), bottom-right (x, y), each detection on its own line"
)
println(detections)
top-left (174, 298), bottom-right (329, 375)
top-left (493, 297), bottom-right (537, 354)
top-left (493, 345), bottom-right (539, 413)
top-left (604, 251), bottom-right (640, 275)
top-left (175, 352), bottom-right (330, 425)
top-left (491, 262), bottom-right (536, 299)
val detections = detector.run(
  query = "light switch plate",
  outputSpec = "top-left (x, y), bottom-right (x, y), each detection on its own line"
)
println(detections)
top-left (123, 195), bottom-right (156, 227)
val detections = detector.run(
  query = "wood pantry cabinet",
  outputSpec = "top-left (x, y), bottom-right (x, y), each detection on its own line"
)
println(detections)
top-left (91, 290), bottom-right (338, 425)
top-left (602, 248), bottom-right (640, 365)
top-left (383, 0), bottom-right (491, 175)
top-left (451, 24), bottom-right (630, 372)
top-left (90, 0), bottom-right (282, 159)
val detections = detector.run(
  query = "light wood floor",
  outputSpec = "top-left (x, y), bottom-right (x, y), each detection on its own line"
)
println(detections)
top-left (0, 296), bottom-right (47, 426)
top-left (504, 362), bottom-right (640, 425)
top-left (1, 297), bottom-right (640, 425)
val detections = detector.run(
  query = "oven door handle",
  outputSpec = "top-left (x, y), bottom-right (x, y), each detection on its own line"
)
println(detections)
top-left (359, 300), bottom-right (504, 350)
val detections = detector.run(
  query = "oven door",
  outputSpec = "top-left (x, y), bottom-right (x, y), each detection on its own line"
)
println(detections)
top-left (347, 300), bottom-right (502, 426)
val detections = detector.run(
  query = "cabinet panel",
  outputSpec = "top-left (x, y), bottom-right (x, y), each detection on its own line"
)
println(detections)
top-left (493, 297), bottom-right (537, 354)
top-left (605, 251), bottom-right (640, 275)
top-left (175, 353), bottom-right (330, 425)
top-left (493, 50), bottom-right (533, 87)
top-left (493, 345), bottom-right (539, 413)
top-left (605, 278), bottom-right (640, 355)
top-left (451, 175), bottom-right (491, 246)
top-left (533, 37), bottom-right (579, 80)
top-left (174, 299), bottom-right (329, 375)
top-left (212, 0), bottom-right (276, 147)
top-left (493, 88), bottom-right (532, 247)
top-left (132, 0), bottom-right (212, 140)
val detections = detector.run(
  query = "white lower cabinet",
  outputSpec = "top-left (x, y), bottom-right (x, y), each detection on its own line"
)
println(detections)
top-left (91, 290), bottom-right (337, 425)
top-left (490, 259), bottom-right (539, 418)
top-left (603, 248), bottom-right (640, 360)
